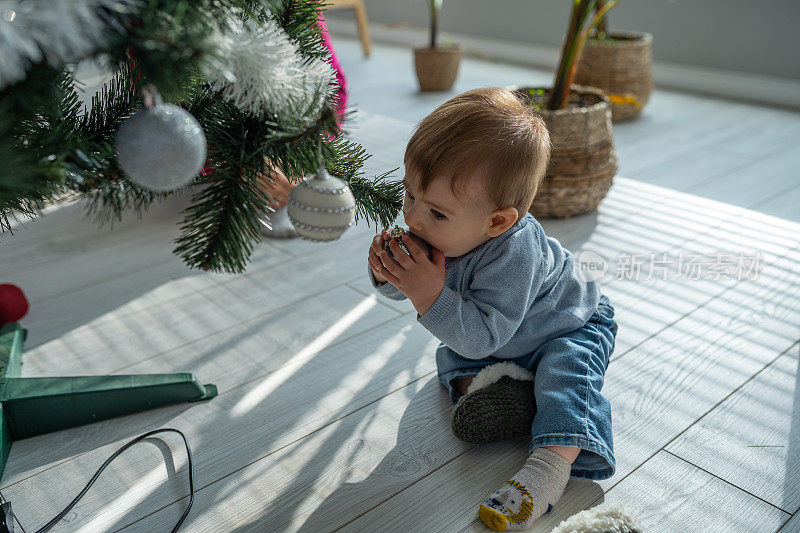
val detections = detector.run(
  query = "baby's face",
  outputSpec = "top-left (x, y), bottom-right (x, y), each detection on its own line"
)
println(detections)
top-left (402, 172), bottom-right (506, 258)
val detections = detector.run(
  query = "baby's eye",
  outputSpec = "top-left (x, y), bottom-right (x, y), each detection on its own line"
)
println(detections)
top-left (431, 210), bottom-right (446, 220)
top-left (406, 190), bottom-right (414, 200)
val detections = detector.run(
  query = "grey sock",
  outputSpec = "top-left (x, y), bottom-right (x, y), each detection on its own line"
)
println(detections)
top-left (478, 447), bottom-right (572, 531)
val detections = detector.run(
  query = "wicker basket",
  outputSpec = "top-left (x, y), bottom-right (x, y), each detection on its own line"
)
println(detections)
top-left (510, 85), bottom-right (618, 219)
top-left (413, 45), bottom-right (463, 91)
top-left (574, 30), bottom-right (653, 122)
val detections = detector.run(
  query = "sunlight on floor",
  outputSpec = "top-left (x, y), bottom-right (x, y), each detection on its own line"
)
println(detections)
top-left (232, 295), bottom-right (379, 417)
top-left (75, 459), bottom-right (184, 533)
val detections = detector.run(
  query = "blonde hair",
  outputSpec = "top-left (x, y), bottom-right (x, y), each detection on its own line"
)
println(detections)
top-left (404, 87), bottom-right (550, 217)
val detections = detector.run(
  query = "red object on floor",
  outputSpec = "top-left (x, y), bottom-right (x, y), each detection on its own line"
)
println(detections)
top-left (0, 284), bottom-right (29, 324)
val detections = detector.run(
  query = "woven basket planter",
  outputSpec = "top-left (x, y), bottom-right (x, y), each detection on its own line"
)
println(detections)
top-left (414, 45), bottom-right (463, 91)
top-left (574, 30), bottom-right (653, 122)
top-left (510, 85), bottom-right (618, 219)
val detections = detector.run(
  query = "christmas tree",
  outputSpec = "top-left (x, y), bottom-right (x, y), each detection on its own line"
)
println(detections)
top-left (0, 0), bottom-right (403, 273)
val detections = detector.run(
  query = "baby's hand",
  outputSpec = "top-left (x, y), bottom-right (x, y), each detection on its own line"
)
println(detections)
top-left (379, 234), bottom-right (445, 316)
top-left (368, 230), bottom-right (390, 283)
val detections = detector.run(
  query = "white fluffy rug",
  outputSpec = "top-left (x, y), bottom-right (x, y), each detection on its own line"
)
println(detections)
top-left (551, 502), bottom-right (644, 532)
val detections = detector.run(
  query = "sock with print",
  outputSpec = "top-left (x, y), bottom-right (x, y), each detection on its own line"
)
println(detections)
top-left (478, 447), bottom-right (572, 531)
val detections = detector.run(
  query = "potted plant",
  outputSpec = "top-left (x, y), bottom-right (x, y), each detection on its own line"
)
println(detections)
top-left (574, 0), bottom-right (653, 121)
top-left (509, 0), bottom-right (619, 219)
top-left (414, 0), bottom-right (464, 91)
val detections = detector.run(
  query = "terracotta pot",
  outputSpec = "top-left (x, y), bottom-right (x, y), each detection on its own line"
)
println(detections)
top-left (574, 30), bottom-right (654, 121)
top-left (413, 45), bottom-right (464, 91)
top-left (509, 85), bottom-right (619, 219)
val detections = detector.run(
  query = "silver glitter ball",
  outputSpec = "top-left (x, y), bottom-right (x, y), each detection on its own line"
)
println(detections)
top-left (116, 103), bottom-right (207, 192)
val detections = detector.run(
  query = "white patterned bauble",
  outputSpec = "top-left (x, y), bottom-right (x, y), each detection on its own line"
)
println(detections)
top-left (287, 165), bottom-right (356, 242)
top-left (115, 98), bottom-right (207, 192)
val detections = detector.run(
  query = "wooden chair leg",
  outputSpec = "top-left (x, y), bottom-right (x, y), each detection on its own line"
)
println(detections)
top-left (353, 1), bottom-right (372, 57)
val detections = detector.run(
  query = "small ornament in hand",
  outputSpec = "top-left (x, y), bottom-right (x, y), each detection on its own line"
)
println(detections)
top-left (378, 225), bottom-right (444, 316)
top-left (382, 225), bottom-right (433, 261)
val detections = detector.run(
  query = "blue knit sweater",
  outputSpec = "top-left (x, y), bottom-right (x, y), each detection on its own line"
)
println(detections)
top-left (368, 212), bottom-right (601, 360)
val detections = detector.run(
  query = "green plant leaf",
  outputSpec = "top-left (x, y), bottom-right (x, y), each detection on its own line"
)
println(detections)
top-left (548, 0), bottom-right (617, 110)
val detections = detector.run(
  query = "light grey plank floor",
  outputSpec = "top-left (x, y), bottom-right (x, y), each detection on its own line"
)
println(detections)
top-left (597, 451), bottom-right (790, 532)
top-left (2, 35), bottom-right (799, 533)
top-left (779, 511), bottom-right (800, 533)
top-left (664, 342), bottom-right (800, 513)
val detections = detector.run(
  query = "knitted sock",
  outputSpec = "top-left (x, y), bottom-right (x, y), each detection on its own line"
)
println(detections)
top-left (478, 447), bottom-right (572, 531)
top-left (260, 205), bottom-right (297, 239)
top-left (450, 375), bottom-right (536, 443)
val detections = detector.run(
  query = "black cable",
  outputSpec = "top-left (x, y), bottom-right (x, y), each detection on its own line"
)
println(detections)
top-left (34, 428), bottom-right (194, 533)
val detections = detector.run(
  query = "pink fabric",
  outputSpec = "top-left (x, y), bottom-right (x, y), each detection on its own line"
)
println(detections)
top-left (317, 10), bottom-right (348, 130)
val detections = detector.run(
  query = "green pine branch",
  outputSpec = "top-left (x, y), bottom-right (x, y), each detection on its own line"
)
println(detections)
top-left (272, 0), bottom-right (330, 60)
top-left (174, 90), bottom-right (280, 272)
top-left (326, 135), bottom-right (404, 230)
top-left (0, 67), bottom-right (81, 231)
top-left (0, 0), bottom-right (404, 272)
top-left (78, 62), bottom-right (139, 145)
top-left (99, 0), bottom-right (257, 101)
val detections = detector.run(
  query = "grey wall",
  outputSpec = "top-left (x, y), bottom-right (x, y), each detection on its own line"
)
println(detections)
top-left (327, 0), bottom-right (800, 81)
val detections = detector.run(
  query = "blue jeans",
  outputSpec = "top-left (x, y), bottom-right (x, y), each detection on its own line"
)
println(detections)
top-left (436, 294), bottom-right (619, 480)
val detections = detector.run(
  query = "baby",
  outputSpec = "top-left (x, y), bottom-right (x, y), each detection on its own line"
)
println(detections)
top-left (367, 87), bottom-right (618, 531)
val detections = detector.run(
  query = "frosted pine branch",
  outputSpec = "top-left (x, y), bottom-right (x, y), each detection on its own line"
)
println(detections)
top-left (0, 0), bottom-right (139, 90)
top-left (204, 17), bottom-right (336, 119)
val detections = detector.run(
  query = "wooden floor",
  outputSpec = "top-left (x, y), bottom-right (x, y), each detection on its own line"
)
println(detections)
top-left (2, 36), bottom-right (799, 532)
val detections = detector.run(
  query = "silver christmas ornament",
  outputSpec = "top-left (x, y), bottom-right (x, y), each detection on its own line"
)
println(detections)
top-left (383, 225), bottom-right (433, 260)
top-left (287, 163), bottom-right (356, 242)
top-left (116, 86), bottom-right (207, 192)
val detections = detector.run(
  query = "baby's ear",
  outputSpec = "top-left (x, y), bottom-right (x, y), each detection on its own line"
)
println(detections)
top-left (489, 207), bottom-right (518, 236)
